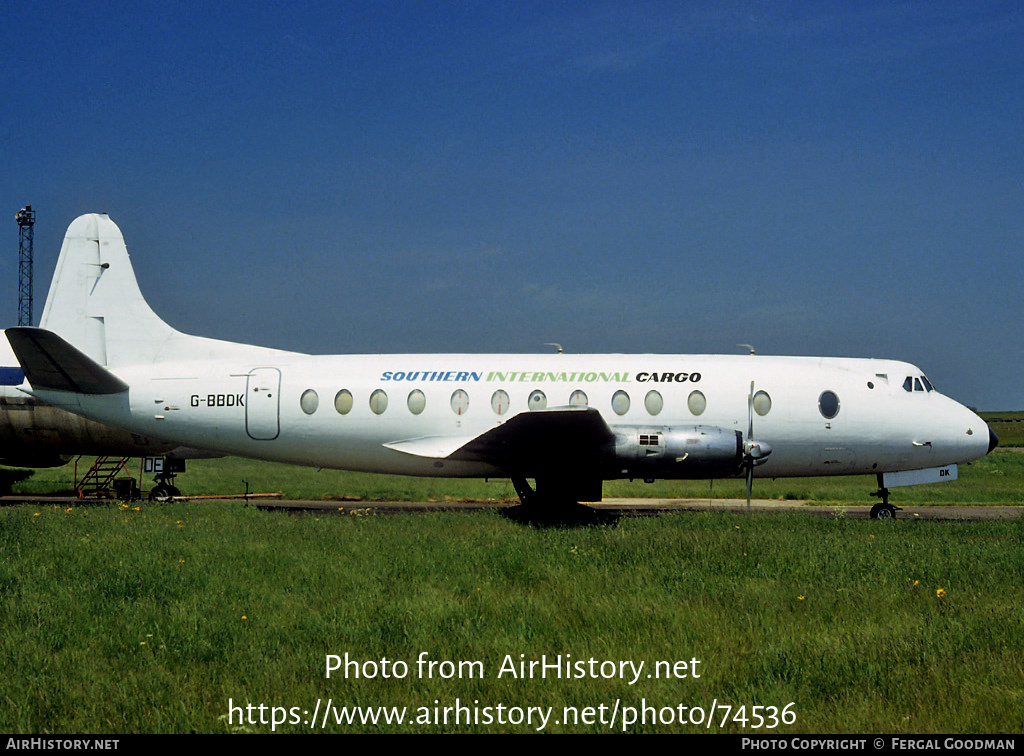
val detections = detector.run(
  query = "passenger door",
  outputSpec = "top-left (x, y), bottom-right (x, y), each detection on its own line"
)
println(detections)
top-left (246, 367), bottom-right (281, 440)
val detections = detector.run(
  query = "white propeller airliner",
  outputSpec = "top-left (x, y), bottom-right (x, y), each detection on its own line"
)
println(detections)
top-left (4, 214), bottom-right (997, 517)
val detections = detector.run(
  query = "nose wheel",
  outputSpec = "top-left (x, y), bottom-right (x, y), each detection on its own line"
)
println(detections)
top-left (869, 474), bottom-right (901, 520)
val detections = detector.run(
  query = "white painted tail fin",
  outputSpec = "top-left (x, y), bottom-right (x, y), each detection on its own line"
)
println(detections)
top-left (40, 213), bottom-right (294, 367)
top-left (39, 214), bottom-right (180, 367)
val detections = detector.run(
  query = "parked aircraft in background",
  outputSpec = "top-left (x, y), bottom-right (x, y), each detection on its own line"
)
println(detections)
top-left (0, 335), bottom-right (220, 499)
top-left (0, 336), bottom-right (209, 464)
top-left (4, 214), bottom-right (998, 517)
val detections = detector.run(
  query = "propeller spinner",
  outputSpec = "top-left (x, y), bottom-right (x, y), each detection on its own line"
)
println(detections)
top-left (744, 381), bottom-right (773, 511)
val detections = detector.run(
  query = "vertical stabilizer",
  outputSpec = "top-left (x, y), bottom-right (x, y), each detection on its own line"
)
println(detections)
top-left (39, 214), bottom-right (179, 367)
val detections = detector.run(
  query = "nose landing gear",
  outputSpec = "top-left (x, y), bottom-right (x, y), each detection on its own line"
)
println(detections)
top-left (869, 473), bottom-right (901, 520)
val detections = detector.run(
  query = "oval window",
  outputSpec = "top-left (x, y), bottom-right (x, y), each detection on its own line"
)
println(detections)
top-left (569, 390), bottom-right (588, 407)
top-left (300, 389), bottom-right (319, 415)
top-left (752, 390), bottom-right (772, 416)
top-left (334, 389), bottom-right (353, 415)
top-left (687, 390), bottom-right (706, 416)
top-left (818, 390), bottom-right (840, 419)
top-left (528, 390), bottom-right (547, 411)
top-left (491, 390), bottom-right (510, 415)
top-left (611, 390), bottom-right (630, 416)
top-left (644, 390), bottom-right (663, 416)
top-left (450, 389), bottom-right (469, 415)
top-left (407, 389), bottom-right (426, 415)
top-left (369, 389), bottom-right (388, 415)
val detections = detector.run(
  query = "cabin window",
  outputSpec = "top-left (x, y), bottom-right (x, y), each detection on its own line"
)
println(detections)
top-left (687, 390), bottom-right (706, 416)
top-left (491, 390), bottom-right (510, 415)
top-left (644, 390), bottom-right (663, 416)
top-left (407, 389), bottom-right (426, 415)
top-left (818, 390), bottom-right (840, 419)
top-left (450, 389), bottom-right (469, 415)
top-left (300, 389), bottom-right (319, 415)
top-left (528, 390), bottom-right (547, 410)
top-left (369, 389), bottom-right (388, 415)
top-left (569, 389), bottom-right (588, 407)
top-left (335, 389), bottom-right (353, 415)
top-left (752, 390), bottom-right (772, 416)
top-left (611, 390), bottom-right (630, 415)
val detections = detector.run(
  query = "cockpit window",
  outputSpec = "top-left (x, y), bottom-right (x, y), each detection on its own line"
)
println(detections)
top-left (903, 375), bottom-right (933, 393)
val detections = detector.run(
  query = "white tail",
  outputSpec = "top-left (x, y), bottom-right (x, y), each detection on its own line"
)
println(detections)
top-left (39, 214), bottom-right (179, 366)
top-left (39, 214), bottom-right (280, 367)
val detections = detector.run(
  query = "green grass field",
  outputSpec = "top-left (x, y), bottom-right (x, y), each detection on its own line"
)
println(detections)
top-left (0, 504), bottom-right (1021, 733)
top-left (2, 434), bottom-right (1022, 734)
top-left (982, 411), bottom-right (1024, 447)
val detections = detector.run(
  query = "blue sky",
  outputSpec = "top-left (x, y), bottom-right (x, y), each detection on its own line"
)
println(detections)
top-left (2, 1), bottom-right (1021, 409)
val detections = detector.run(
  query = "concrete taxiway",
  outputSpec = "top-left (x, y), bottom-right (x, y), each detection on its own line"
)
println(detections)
top-left (2, 495), bottom-right (1021, 520)
top-left (253, 498), bottom-right (1024, 521)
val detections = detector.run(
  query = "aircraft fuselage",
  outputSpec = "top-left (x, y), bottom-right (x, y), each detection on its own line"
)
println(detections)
top-left (36, 351), bottom-right (991, 480)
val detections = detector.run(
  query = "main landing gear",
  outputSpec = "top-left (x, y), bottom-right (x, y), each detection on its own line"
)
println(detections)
top-left (508, 476), bottom-right (615, 526)
top-left (511, 477), bottom-right (538, 508)
top-left (148, 474), bottom-right (181, 502)
top-left (146, 457), bottom-right (186, 502)
top-left (869, 473), bottom-right (901, 520)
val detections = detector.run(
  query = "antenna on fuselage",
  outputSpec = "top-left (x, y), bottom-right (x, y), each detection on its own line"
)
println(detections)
top-left (738, 344), bottom-right (755, 355)
top-left (544, 343), bottom-right (563, 354)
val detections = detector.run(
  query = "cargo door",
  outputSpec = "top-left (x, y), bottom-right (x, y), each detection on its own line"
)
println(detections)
top-left (246, 367), bottom-right (280, 440)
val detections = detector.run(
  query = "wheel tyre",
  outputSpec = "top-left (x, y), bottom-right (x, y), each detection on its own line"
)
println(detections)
top-left (149, 486), bottom-right (172, 503)
top-left (870, 503), bottom-right (896, 520)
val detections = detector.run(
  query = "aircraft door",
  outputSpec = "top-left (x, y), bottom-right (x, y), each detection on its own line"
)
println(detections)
top-left (246, 367), bottom-right (281, 440)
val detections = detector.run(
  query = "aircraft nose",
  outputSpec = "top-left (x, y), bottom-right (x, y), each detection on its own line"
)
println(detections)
top-left (988, 426), bottom-right (999, 455)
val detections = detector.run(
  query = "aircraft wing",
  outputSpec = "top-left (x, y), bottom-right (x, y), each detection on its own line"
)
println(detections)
top-left (385, 406), bottom-right (614, 475)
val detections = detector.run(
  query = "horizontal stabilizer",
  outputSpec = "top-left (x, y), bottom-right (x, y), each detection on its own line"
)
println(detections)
top-left (5, 328), bottom-right (129, 395)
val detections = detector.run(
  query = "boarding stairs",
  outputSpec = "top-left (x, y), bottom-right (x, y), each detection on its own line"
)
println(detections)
top-left (74, 456), bottom-right (132, 499)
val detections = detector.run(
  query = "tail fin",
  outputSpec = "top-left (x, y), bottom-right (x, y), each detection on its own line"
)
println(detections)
top-left (40, 213), bottom-right (290, 366)
top-left (39, 214), bottom-right (180, 367)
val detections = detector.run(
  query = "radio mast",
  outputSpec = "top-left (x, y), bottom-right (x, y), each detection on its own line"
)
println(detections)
top-left (15, 205), bottom-right (35, 326)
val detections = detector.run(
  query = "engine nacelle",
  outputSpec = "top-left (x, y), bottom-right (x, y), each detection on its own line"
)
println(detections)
top-left (0, 395), bottom-right (178, 465)
top-left (607, 424), bottom-right (744, 479)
